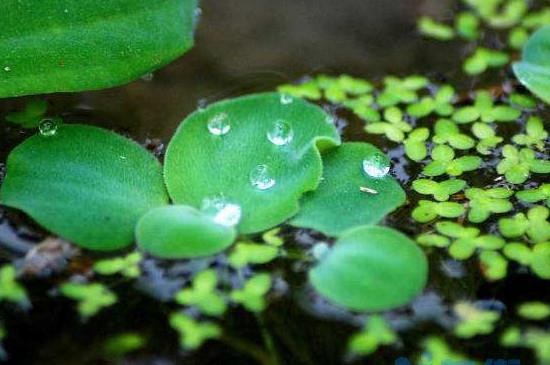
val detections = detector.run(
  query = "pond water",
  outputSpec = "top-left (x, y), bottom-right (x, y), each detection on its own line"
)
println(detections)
top-left (1, 0), bottom-right (549, 364)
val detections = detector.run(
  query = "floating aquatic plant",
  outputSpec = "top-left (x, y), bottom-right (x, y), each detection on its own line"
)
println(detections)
top-left (175, 270), bottom-right (227, 316)
top-left (60, 282), bottom-right (117, 319)
top-left (422, 145), bottom-right (482, 177)
top-left (412, 178), bottom-right (466, 202)
top-left (465, 187), bottom-right (514, 223)
top-left (497, 145), bottom-right (550, 184)
top-left (348, 316), bottom-right (396, 356)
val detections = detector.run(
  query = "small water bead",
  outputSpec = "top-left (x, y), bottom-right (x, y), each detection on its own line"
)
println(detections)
top-left (249, 164), bottom-right (276, 190)
top-left (4, 66), bottom-right (11, 72)
top-left (267, 120), bottom-right (293, 146)
top-left (362, 153), bottom-right (390, 178)
top-left (207, 112), bottom-right (230, 136)
top-left (280, 94), bottom-right (293, 105)
top-left (201, 195), bottom-right (242, 227)
top-left (141, 72), bottom-right (154, 82)
top-left (38, 118), bottom-right (58, 137)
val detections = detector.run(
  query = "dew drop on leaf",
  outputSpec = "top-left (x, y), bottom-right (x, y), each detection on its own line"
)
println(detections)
top-left (267, 120), bottom-right (294, 146)
top-left (207, 112), bottom-right (230, 136)
top-left (362, 153), bottom-right (390, 178)
top-left (38, 118), bottom-right (58, 137)
top-left (201, 194), bottom-right (242, 227)
top-left (249, 164), bottom-right (276, 190)
top-left (280, 94), bottom-right (294, 105)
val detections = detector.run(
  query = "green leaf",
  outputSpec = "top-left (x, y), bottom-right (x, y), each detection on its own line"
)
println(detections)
top-left (412, 200), bottom-right (465, 223)
top-left (503, 242), bottom-right (532, 265)
top-left (136, 205), bottom-right (237, 259)
top-left (175, 269), bottom-right (226, 316)
top-left (169, 312), bottom-right (220, 350)
top-left (94, 252), bottom-right (142, 278)
top-left (348, 316), bottom-right (396, 356)
top-left (404, 127), bottom-right (430, 161)
top-left (5, 99), bottom-right (48, 128)
top-left (532, 242), bottom-right (550, 279)
top-left (456, 12), bottom-right (480, 40)
top-left (497, 145), bottom-right (550, 184)
top-left (290, 143), bottom-right (405, 237)
top-left (164, 93), bottom-right (340, 234)
top-left (514, 26), bottom-right (550, 104)
top-left (412, 178), bottom-right (466, 202)
top-left (418, 17), bottom-right (455, 40)
top-left (0, 0), bottom-right (197, 98)
top-left (517, 302), bottom-right (550, 320)
top-left (309, 226), bottom-right (428, 312)
top-left (479, 250), bottom-right (508, 281)
top-left (230, 273), bottom-right (272, 312)
top-left (60, 282), bottom-right (117, 319)
top-left (228, 242), bottom-right (279, 269)
top-left (517, 184), bottom-right (550, 207)
top-left (454, 302), bottom-right (500, 338)
top-left (465, 187), bottom-right (514, 223)
top-left (0, 265), bottom-right (29, 306)
top-left (0, 124), bottom-right (168, 251)
top-left (499, 206), bottom-right (550, 243)
top-left (512, 116), bottom-right (548, 151)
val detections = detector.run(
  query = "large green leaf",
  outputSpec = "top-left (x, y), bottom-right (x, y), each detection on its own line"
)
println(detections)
top-left (0, 0), bottom-right (197, 98)
top-left (0, 124), bottom-right (168, 251)
top-left (309, 226), bottom-right (428, 312)
top-left (291, 143), bottom-right (406, 237)
top-left (136, 205), bottom-right (237, 259)
top-left (164, 92), bottom-right (341, 234)
top-left (513, 26), bottom-right (550, 104)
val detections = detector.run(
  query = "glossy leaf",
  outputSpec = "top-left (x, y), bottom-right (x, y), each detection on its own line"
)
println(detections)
top-left (136, 205), bottom-right (237, 259)
top-left (309, 226), bottom-right (428, 312)
top-left (164, 93), bottom-right (340, 234)
top-left (291, 143), bottom-right (405, 237)
top-left (0, 125), bottom-right (168, 251)
top-left (0, 0), bottom-right (197, 98)
top-left (513, 26), bottom-right (550, 104)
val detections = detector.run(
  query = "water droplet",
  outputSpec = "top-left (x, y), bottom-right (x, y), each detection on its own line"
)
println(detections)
top-left (4, 66), bottom-right (11, 72)
top-left (201, 195), bottom-right (241, 227)
top-left (207, 112), bottom-right (230, 136)
top-left (249, 164), bottom-right (276, 190)
top-left (362, 153), bottom-right (390, 178)
top-left (312, 242), bottom-right (330, 261)
top-left (141, 72), bottom-right (154, 82)
top-left (197, 98), bottom-right (208, 112)
top-left (280, 94), bottom-right (293, 105)
top-left (38, 118), bottom-right (58, 137)
top-left (267, 120), bottom-right (294, 146)
top-left (325, 115), bottom-right (334, 124)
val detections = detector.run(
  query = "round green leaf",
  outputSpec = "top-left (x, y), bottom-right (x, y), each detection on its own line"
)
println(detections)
top-left (0, 0), bottom-right (197, 98)
top-left (309, 226), bottom-right (428, 312)
top-left (164, 92), bottom-right (340, 234)
top-left (0, 124), bottom-right (168, 250)
top-left (290, 143), bottom-right (405, 237)
top-left (136, 205), bottom-right (236, 259)
top-left (513, 26), bottom-right (550, 104)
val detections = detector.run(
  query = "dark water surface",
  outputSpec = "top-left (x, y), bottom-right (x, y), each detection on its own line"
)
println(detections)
top-left (1, 1), bottom-right (548, 364)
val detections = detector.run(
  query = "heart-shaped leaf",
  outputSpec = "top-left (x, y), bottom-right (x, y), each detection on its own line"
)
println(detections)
top-left (0, 124), bottom-right (168, 250)
top-left (309, 226), bottom-right (428, 312)
top-left (164, 93), bottom-right (341, 234)
top-left (513, 26), bottom-right (550, 104)
top-left (0, 0), bottom-right (197, 98)
top-left (136, 205), bottom-right (236, 259)
top-left (290, 143), bottom-right (405, 236)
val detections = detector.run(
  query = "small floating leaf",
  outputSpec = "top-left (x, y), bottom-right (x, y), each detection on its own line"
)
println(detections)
top-left (0, 0), bottom-right (198, 98)
top-left (136, 205), bottom-right (236, 259)
top-left (291, 143), bottom-right (405, 237)
top-left (0, 125), bottom-right (168, 251)
top-left (164, 93), bottom-right (340, 234)
top-left (309, 226), bottom-right (428, 312)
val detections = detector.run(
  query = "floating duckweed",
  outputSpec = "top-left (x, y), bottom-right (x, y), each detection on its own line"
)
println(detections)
top-left (348, 316), bottom-right (396, 356)
top-left (453, 302), bottom-right (501, 338)
top-left (517, 302), bottom-right (550, 320)
top-left (411, 200), bottom-right (465, 223)
top-left (465, 187), bottom-right (514, 223)
top-left (0, 265), bottom-right (28, 306)
top-left (230, 273), bottom-right (271, 312)
top-left (497, 145), bottom-right (550, 184)
top-left (175, 270), bottom-right (226, 316)
top-left (207, 112), bottom-right (231, 136)
top-left (517, 184), bottom-right (550, 207)
top-left (60, 282), bottom-right (117, 319)
top-left (169, 312), bottom-right (220, 350)
top-left (512, 116), bottom-right (548, 151)
top-left (412, 178), bottom-right (466, 202)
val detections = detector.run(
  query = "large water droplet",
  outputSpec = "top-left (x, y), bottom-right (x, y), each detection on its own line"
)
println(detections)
top-left (201, 195), bottom-right (242, 227)
top-left (267, 120), bottom-right (293, 146)
top-left (249, 164), bottom-right (276, 190)
top-left (38, 118), bottom-right (58, 137)
top-left (207, 113), bottom-right (230, 136)
top-left (4, 66), bottom-right (11, 72)
top-left (362, 153), bottom-right (390, 178)
top-left (280, 94), bottom-right (293, 105)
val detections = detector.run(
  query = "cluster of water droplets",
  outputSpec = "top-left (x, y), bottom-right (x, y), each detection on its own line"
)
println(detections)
top-left (362, 152), bottom-right (390, 178)
top-left (201, 194), bottom-right (242, 227)
top-left (38, 118), bottom-right (59, 137)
